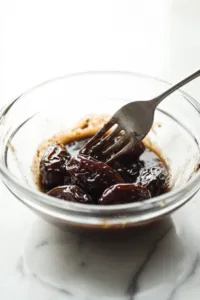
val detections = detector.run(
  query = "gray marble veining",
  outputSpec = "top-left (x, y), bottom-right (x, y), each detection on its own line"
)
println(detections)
top-left (1, 182), bottom-right (200, 300)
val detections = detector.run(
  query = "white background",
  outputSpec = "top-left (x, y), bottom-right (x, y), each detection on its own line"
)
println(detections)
top-left (1, 0), bottom-right (200, 106)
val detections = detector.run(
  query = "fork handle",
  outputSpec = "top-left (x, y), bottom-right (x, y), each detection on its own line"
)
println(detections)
top-left (152, 69), bottom-right (200, 106)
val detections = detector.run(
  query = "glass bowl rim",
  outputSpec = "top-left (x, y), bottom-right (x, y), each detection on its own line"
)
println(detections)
top-left (1, 70), bottom-right (200, 215)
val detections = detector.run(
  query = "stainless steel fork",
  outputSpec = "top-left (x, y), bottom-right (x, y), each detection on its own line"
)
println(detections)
top-left (81, 69), bottom-right (200, 163)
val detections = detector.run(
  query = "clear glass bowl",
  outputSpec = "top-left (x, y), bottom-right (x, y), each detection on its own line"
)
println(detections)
top-left (0, 71), bottom-right (200, 230)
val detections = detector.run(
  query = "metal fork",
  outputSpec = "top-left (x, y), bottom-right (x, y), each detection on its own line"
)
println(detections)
top-left (81, 69), bottom-right (200, 163)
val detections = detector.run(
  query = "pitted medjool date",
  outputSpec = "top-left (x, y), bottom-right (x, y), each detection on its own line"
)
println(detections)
top-left (111, 160), bottom-right (144, 183)
top-left (48, 185), bottom-right (93, 204)
top-left (99, 183), bottom-right (151, 205)
top-left (66, 155), bottom-right (124, 201)
top-left (39, 145), bottom-right (71, 192)
top-left (138, 167), bottom-right (169, 197)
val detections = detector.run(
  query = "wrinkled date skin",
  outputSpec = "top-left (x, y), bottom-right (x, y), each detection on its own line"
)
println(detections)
top-left (138, 167), bottom-right (169, 197)
top-left (66, 155), bottom-right (124, 201)
top-left (99, 184), bottom-right (151, 205)
top-left (111, 160), bottom-right (144, 183)
top-left (40, 145), bottom-right (71, 192)
top-left (48, 185), bottom-right (93, 204)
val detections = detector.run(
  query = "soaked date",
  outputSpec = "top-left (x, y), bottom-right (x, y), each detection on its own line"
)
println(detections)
top-left (99, 183), bottom-right (151, 205)
top-left (48, 185), bottom-right (93, 204)
top-left (39, 145), bottom-right (71, 192)
top-left (111, 160), bottom-right (144, 183)
top-left (138, 167), bottom-right (169, 197)
top-left (66, 155), bottom-right (124, 201)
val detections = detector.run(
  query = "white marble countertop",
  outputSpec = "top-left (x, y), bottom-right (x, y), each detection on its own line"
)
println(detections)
top-left (1, 0), bottom-right (200, 299)
top-left (1, 181), bottom-right (200, 300)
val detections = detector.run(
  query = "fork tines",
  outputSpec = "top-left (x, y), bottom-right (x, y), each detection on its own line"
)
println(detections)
top-left (80, 118), bottom-right (136, 163)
